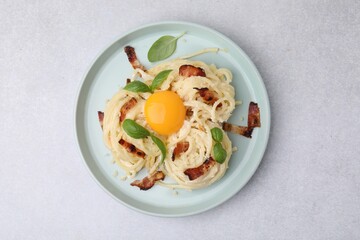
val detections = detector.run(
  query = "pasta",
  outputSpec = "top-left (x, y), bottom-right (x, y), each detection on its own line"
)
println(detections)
top-left (101, 55), bottom-right (237, 190)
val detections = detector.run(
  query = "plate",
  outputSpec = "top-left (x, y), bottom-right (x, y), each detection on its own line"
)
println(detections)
top-left (75, 21), bottom-right (270, 217)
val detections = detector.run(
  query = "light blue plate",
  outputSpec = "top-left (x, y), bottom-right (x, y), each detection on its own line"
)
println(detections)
top-left (75, 21), bottom-right (270, 217)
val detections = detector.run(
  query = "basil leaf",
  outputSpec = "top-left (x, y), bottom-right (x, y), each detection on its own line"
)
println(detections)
top-left (150, 135), bottom-right (166, 163)
top-left (122, 119), bottom-right (150, 139)
top-left (213, 142), bottom-right (227, 164)
top-left (211, 127), bottom-right (223, 142)
top-left (147, 32), bottom-right (185, 62)
top-left (150, 70), bottom-right (172, 91)
top-left (123, 81), bottom-right (151, 93)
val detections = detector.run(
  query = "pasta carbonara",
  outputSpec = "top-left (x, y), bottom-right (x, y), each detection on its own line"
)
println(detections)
top-left (100, 49), bottom-right (238, 190)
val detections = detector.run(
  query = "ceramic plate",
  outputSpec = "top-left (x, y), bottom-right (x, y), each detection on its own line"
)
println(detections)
top-left (75, 21), bottom-right (270, 217)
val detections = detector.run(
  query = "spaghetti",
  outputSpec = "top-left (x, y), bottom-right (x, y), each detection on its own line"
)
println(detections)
top-left (100, 51), bottom-right (239, 190)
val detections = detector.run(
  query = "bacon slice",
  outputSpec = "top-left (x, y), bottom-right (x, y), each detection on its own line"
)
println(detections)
top-left (222, 102), bottom-right (261, 138)
top-left (184, 157), bottom-right (216, 180)
top-left (130, 171), bottom-right (165, 190)
top-left (194, 87), bottom-right (220, 105)
top-left (248, 102), bottom-right (261, 128)
top-left (118, 139), bottom-right (146, 158)
top-left (179, 65), bottom-right (206, 77)
top-left (172, 141), bottom-right (189, 160)
top-left (124, 46), bottom-right (146, 71)
top-left (97, 111), bottom-right (104, 129)
top-left (119, 98), bottom-right (137, 122)
top-left (222, 122), bottom-right (253, 138)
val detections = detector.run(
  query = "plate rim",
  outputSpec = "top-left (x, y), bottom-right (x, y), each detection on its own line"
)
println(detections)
top-left (74, 20), bottom-right (271, 217)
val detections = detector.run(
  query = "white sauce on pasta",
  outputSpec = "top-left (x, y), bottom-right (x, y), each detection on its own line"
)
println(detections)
top-left (102, 59), bottom-right (235, 189)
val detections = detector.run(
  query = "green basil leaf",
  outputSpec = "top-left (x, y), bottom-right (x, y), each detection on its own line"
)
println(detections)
top-left (123, 81), bottom-right (151, 93)
top-left (213, 142), bottom-right (227, 164)
top-left (211, 127), bottom-right (223, 142)
top-left (147, 32), bottom-right (185, 62)
top-left (150, 70), bottom-right (172, 91)
top-left (122, 119), bottom-right (150, 139)
top-left (150, 135), bottom-right (166, 164)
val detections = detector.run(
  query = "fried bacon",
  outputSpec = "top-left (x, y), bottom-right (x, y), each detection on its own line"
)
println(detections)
top-left (194, 87), bottom-right (220, 105)
top-left (184, 157), bottom-right (216, 180)
top-left (222, 123), bottom-right (253, 138)
top-left (248, 102), bottom-right (261, 128)
top-left (119, 97), bottom-right (137, 122)
top-left (97, 111), bottom-right (104, 129)
top-left (172, 141), bottom-right (190, 160)
top-left (222, 102), bottom-right (261, 138)
top-left (118, 139), bottom-right (146, 158)
top-left (124, 46), bottom-right (146, 71)
top-left (130, 171), bottom-right (165, 190)
top-left (179, 65), bottom-right (206, 77)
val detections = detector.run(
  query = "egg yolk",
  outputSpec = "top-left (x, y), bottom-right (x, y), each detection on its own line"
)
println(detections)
top-left (145, 91), bottom-right (186, 135)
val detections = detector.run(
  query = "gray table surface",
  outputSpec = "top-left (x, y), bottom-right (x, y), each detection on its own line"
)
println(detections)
top-left (1, 0), bottom-right (359, 239)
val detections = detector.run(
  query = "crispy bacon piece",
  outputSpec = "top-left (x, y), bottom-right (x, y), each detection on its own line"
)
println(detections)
top-left (97, 111), bottom-right (104, 129)
top-left (172, 141), bottom-right (190, 160)
top-left (184, 157), bottom-right (216, 180)
top-left (124, 46), bottom-right (146, 71)
top-left (118, 139), bottom-right (146, 158)
top-left (222, 102), bottom-right (261, 138)
top-left (248, 102), bottom-right (261, 128)
top-left (179, 65), bottom-right (206, 77)
top-left (119, 98), bottom-right (137, 122)
top-left (130, 171), bottom-right (165, 190)
top-left (194, 87), bottom-right (219, 105)
top-left (222, 122), bottom-right (253, 138)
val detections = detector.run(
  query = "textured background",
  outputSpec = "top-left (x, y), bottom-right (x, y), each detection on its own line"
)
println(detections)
top-left (1, 0), bottom-right (360, 239)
